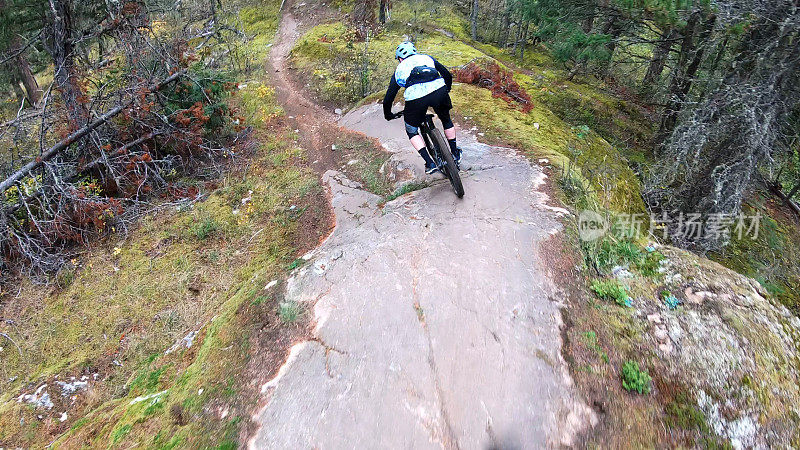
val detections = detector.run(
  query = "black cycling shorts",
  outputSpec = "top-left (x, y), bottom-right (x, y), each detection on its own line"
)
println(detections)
top-left (403, 86), bottom-right (453, 136)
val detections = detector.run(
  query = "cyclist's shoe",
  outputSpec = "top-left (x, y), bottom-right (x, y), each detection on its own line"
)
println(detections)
top-left (452, 147), bottom-right (462, 163)
top-left (425, 161), bottom-right (440, 174)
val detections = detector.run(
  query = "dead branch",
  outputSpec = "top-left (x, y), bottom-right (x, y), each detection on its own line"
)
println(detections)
top-left (0, 70), bottom-right (185, 194)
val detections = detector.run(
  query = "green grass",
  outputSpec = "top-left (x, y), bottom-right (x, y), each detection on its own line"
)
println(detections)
top-left (191, 217), bottom-right (220, 240)
top-left (621, 360), bottom-right (651, 395)
top-left (385, 181), bottom-right (429, 202)
top-left (278, 301), bottom-right (302, 323)
top-left (590, 278), bottom-right (631, 307)
top-left (0, 0), bottom-right (324, 446)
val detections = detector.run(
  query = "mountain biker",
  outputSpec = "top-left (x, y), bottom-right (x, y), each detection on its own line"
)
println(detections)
top-left (383, 41), bottom-right (462, 174)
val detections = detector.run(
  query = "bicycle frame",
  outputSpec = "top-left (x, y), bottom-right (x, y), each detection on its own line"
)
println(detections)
top-left (419, 115), bottom-right (442, 163)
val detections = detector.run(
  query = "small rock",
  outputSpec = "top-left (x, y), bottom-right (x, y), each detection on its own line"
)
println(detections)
top-left (313, 260), bottom-right (328, 275)
top-left (59, 412), bottom-right (68, 422)
top-left (685, 287), bottom-right (705, 304)
top-left (534, 122), bottom-right (540, 130)
top-left (331, 144), bottom-right (337, 151)
top-left (334, 108), bottom-right (343, 115)
top-left (647, 313), bottom-right (662, 324)
top-left (654, 327), bottom-right (669, 341)
top-left (265, 280), bottom-right (278, 290)
top-left (668, 323), bottom-right (683, 342)
top-left (612, 265), bottom-right (634, 279)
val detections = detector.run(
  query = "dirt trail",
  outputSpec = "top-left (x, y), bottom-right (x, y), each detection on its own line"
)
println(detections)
top-left (250, 4), bottom-right (596, 448)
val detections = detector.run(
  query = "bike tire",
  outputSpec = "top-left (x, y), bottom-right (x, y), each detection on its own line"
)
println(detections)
top-left (430, 128), bottom-right (464, 198)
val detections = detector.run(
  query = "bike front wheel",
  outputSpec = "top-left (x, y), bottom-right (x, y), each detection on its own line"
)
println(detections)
top-left (430, 128), bottom-right (464, 198)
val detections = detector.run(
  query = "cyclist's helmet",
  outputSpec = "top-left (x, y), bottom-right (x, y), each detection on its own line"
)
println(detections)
top-left (395, 41), bottom-right (417, 61)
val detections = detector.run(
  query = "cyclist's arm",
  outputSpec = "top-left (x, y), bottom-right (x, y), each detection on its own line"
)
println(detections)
top-left (433, 59), bottom-right (452, 91)
top-left (383, 75), bottom-right (400, 120)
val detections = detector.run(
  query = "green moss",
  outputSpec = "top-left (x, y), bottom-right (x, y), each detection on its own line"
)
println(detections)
top-left (450, 83), bottom-right (645, 214)
top-left (291, 22), bottom-right (485, 105)
top-left (665, 392), bottom-right (709, 432)
top-left (710, 203), bottom-right (800, 314)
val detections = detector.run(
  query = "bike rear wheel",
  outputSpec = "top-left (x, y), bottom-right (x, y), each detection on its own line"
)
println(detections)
top-left (430, 128), bottom-right (464, 198)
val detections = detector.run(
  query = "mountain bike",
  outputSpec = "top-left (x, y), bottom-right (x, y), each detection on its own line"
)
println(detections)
top-left (397, 111), bottom-right (464, 198)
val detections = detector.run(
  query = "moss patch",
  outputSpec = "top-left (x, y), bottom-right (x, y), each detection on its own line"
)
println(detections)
top-left (0, 0), bottom-right (328, 447)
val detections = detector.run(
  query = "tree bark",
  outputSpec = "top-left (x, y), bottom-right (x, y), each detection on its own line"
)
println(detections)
top-left (603, 14), bottom-right (623, 58)
top-left (656, 12), bottom-right (716, 144)
top-left (48, 0), bottom-right (88, 125)
top-left (470, 0), bottom-right (479, 41)
top-left (378, 0), bottom-right (387, 24)
top-left (582, 1), bottom-right (596, 33)
top-left (642, 28), bottom-right (674, 87)
top-left (12, 36), bottom-right (42, 105)
top-left (499, 8), bottom-right (511, 48)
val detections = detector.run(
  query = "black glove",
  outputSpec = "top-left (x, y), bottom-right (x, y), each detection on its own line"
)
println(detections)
top-left (384, 111), bottom-right (395, 121)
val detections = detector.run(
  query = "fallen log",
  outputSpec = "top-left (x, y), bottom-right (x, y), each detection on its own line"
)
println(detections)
top-left (0, 70), bottom-right (185, 194)
top-left (769, 182), bottom-right (800, 220)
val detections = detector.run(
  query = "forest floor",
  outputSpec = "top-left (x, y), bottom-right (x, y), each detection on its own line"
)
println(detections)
top-left (2, 0), bottom-right (800, 448)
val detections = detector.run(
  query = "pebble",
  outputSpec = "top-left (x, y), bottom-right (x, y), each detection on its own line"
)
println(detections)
top-left (647, 313), bottom-right (662, 324)
top-left (654, 327), bottom-right (669, 341)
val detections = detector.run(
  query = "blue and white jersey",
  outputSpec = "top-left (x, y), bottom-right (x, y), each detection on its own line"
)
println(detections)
top-left (395, 54), bottom-right (446, 101)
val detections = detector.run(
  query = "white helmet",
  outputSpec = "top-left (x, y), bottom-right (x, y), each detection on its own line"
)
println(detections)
top-left (395, 41), bottom-right (417, 60)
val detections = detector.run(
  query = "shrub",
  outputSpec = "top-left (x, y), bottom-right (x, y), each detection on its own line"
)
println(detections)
top-left (454, 60), bottom-right (533, 112)
top-left (583, 235), bottom-right (644, 275)
top-left (635, 250), bottom-right (664, 277)
top-left (590, 278), bottom-right (631, 307)
top-left (190, 218), bottom-right (219, 240)
top-left (621, 360), bottom-right (651, 394)
top-left (278, 301), bottom-right (302, 323)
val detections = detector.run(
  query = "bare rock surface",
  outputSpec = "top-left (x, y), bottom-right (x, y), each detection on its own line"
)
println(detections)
top-left (249, 96), bottom-right (596, 448)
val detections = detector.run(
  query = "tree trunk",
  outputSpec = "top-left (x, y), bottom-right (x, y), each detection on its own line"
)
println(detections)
top-left (48, 0), bottom-right (88, 125)
top-left (656, 12), bottom-right (716, 144)
top-left (470, 0), bottom-right (479, 41)
top-left (582, 2), bottom-right (596, 33)
top-left (378, 0), bottom-right (387, 24)
top-left (499, 8), bottom-right (511, 48)
top-left (642, 28), bottom-right (674, 87)
top-left (12, 36), bottom-right (42, 105)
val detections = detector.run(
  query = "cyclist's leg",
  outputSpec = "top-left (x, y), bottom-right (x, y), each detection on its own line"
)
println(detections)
top-left (403, 99), bottom-right (436, 170)
top-left (432, 88), bottom-right (460, 159)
